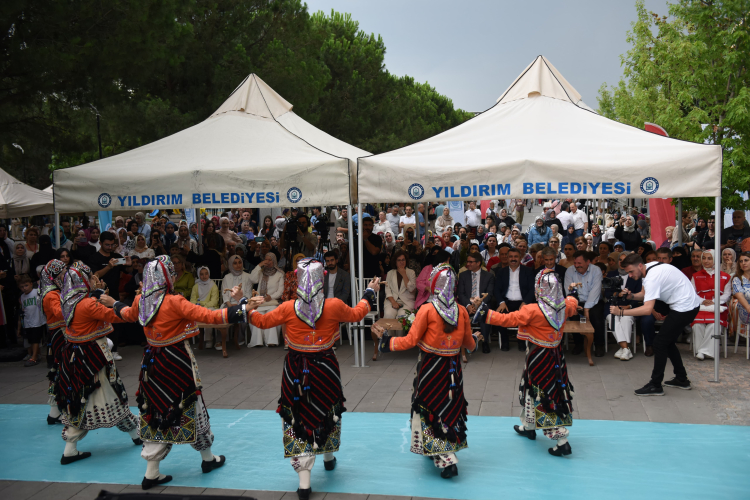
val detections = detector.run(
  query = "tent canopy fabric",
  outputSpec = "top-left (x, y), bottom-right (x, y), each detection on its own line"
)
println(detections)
top-left (0, 168), bottom-right (54, 218)
top-left (54, 75), bottom-right (369, 213)
top-left (357, 56), bottom-right (722, 204)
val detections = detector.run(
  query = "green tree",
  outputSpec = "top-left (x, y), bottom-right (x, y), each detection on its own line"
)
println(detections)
top-left (597, 0), bottom-right (750, 213)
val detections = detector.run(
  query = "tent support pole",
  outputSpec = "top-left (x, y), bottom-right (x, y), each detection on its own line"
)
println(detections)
top-left (197, 211), bottom-right (202, 254)
top-left (357, 202), bottom-right (367, 368)
top-left (347, 205), bottom-right (360, 368)
top-left (711, 195), bottom-right (721, 383)
top-left (54, 211), bottom-right (60, 248)
top-left (677, 198), bottom-right (683, 246)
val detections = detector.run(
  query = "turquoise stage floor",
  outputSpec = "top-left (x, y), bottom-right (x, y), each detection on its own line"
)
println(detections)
top-left (1, 405), bottom-right (747, 499)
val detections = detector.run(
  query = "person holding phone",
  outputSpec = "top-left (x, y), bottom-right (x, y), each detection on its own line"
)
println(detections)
top-left (86, 231), bottom-right (130, 358)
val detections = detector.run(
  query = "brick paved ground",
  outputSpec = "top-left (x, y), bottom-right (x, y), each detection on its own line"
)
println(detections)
top-left (1, 334), bottom-right (748, 499)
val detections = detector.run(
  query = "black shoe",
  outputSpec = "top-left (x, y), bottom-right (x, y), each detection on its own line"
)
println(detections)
top-left (513, 425), bottom-right (536, 440)
top-left (324, 457), bottom-right (337, 471)
top-left (297, 487), bottom-right (311, 500)
top-left (500, 345), bottom-right (510, 352)
top-left (60, 451), bottom-right (91, 465)
top-left (595, 345), bottom-right (605, 357)
top-left (645, 346), bottom-right (654, 357)
top-left (572, 345), bottom-right (584, 355)
top-left (634, 381), bottom-right (664, 397)
top-left (440, 464), bottom-right (458, 479)
top-left (201, 454), bottom-right (226, 473)
top-left (482, 343), bottom-right (491, 354)
top-left (548, 442), bottom-right (572, 457)
top-left (141, 475), bottom-right (172, 490)
top-left (132, 438), bottom-right (143, 445)
top-left (47, 415), bottom-right (61, 425)
top-left (517, 342), bottom-right (526, 351)
top-left (663, 377), bottom-right (691, 390)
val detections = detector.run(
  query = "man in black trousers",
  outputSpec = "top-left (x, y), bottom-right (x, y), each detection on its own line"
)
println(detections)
top-left (457, 251), bottom-right (495, 352)
top-left (493, 248), bottom-right (535, 351)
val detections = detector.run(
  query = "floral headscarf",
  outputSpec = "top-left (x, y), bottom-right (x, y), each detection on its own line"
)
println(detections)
top-left (428, 263), bottom-right (458, 326)
top-left (40, 259), bottom-right (67, 300)
top-left (61, 262), bottom-right (93, 326)
top-left (138, 255), bottom-right (176, 326)
top-left (294, 258), bottom-right (325, 328)
top-left (535, 268), bottom-right (566, 331)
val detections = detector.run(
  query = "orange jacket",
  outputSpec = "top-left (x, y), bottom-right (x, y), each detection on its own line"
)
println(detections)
top-left (119, 294), bottom-right (229, 347)
top-left (64, 298), bottom-right (121, 343)
top-left (43, 291), bottom-right (64, 331)
top-left (485, 297), bottom-right (578, 348)
top-left (389, 304), bottom-right (475, 356)
top-left (249, 298), bottom-right (371, 352)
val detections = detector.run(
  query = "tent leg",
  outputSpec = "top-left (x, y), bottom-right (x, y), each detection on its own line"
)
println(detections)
top-left (347, 205), bottom-right (360, 368)
top-left (357, 202), bottom-right (367, 368)
top-left (197, 212), bottom-right (203, 254)
top-left (711, 195), bottom-right (721, 383)
top-left (677, 198), bottom-right (683, 246)
top-left (54, 211), bottom-right (60, 249)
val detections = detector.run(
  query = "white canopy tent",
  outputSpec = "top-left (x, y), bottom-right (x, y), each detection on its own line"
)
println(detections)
top-left (0, 168), bottom-right (54, 218)
top-left (53, 74), bottom-right (367, 212)
top-left (357, 56), bottom-right (726, 381)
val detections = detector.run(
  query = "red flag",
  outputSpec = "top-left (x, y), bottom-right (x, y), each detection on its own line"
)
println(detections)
top-left (649, 198), bottom-right (674, 247)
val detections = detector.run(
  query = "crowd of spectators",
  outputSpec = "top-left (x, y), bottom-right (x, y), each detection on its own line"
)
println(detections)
top-left (2, 199), bottom-right (750, 367)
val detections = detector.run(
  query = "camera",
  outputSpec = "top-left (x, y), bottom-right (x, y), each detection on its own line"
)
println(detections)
top-left (284, 216), bottom-right (298, 241)
top-left (602, 275), bottom-right (624, 289)
top-left (313, 213), bottom-right (329, 236)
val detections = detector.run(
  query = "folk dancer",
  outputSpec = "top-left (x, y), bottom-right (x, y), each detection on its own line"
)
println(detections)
top-left (372, 263), bottom-right (482, 479)
top-left (472, 268), bottom-right (579, 456)
top-left (54, 262), bottom-right (140, 464)
top-left (41, 259), bottom-right (67, 425)
top-left (100, 256), bottom-right (250, 489)
top-left (246, 258), bottom-right (380, 500)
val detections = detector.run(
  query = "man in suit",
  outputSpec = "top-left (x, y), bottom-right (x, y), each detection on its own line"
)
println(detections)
top-left (493, 247), bottom-right (535, 351)
top-left (457, 251), bottom-right (495, 353)
top-left (323, 251), bottom-right (351, 303)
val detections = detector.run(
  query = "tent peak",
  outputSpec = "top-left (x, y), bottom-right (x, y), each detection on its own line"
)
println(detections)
top-left (496, 56), bottom-right (591, 110)
top-left (210, 74), bottom-right (293, 120)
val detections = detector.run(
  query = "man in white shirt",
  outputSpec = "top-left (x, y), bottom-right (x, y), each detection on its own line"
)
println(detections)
top-left (464, 201), bottom-right (482, 238)
top-left (564, 251), bottom-right (605, 357)
top-left (386, 205), bottom-right (401, 235)
top-left (556, 203), bottom-right (572, 233)
top-left (569, 203), bottom-right (588, 238)
top-left (399, 205), bottom-right (416, 235)
top-left (493, 248), bottom-right (535, 351)
top-left (610, 254), bottom-right (702, 396)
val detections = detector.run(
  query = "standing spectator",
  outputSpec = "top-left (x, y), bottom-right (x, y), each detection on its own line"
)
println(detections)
top-left (353, 217), bottom-right (384, 279)
top-left (417, 203), bottom-right (427, 233)
top-left (698, 217), bottom-right (717, 250)
top-left (70, 230), bottom-right (96, 264)
top-left (373, 212), bottom-right (390, 234)
top-left (87, 227), bottom-right (101, 252)
top-left (556, 203), bottom-right (572, 233)
top-left (527, 216), bottom-right (551, 246)
top-left (18, 275), bottom-right (46, 366)
top-left (545, 209), bottom-right (564, 234)
top-left (134, 212), bottom-right (151, 241)
top-left (564, 251), bottom-right (605, 357)
top-left (497, 208), bottom-right (515, 228)
top-left (386, 205), bottom-right (401, 235)
top-left (279, 213), bottom-right (317, 258)
top-left (24, 226), bottom-right (40, 259)
top-left (484, 201), bottom-right (497, 223)
top-left (569, 203), bottom-right (588, 237)
top-left (29, 235), bottom-right (56, 281)
top-left (464, 201), bottom-right (482, 237)
top-left (435, 207), bottom-right (454, 236)
top-left (336, 207), bottom-right (350, 241)
top-left (493, 247), bottom-right (535, 351)
top-left (511, 199), bottom-right (526, 225)
top-left (615, 216), bottom-right (640, 251)
top-left (721, 210), bottom-right (750, 254)
top-left (457, 251), bottom-right (495, 353)
top-left (399, 205), bottom-right (417, 236)
top-left (259, 215), bottom-right (274, 239)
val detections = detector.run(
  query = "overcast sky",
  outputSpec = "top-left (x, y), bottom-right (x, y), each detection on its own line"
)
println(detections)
top-left (304, 0), bottom-right (671, 112)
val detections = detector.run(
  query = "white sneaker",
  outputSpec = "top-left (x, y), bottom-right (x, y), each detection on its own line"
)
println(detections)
top-left (113, 353), bottom-right (123, 361)
top-left (214, 344), bottom-right (222, 351)
top-left (614, 348), bottom-right (624, 359)
top-left (238, 339), bottom-right (246, 346)
top-left (696, 352), bottom-right (705, 360)
top-left (619, 348), bottom-right (633, 361)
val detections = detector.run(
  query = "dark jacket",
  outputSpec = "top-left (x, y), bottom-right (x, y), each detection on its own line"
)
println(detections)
top-left (323, 267), bottom-right (351, 304)
top-left (457, 269), bottom-right (495, 308)
top-left (614, 225), bottom-right (641, 251)
top-left (494, 265), bottom-right (535, 304)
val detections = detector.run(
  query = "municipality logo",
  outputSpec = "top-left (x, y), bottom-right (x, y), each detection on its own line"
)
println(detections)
top-left (640, 177), bottom-right (659, 195)
top-left (97, 193), bottom-right (112, 208)
top-left (286, 187), bottom-right (302, 203)
top-left (408, 183), bottom-right (425, 200)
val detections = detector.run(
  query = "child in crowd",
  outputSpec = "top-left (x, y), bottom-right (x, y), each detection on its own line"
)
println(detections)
top-left (19, 275), bottom-right (47, 367)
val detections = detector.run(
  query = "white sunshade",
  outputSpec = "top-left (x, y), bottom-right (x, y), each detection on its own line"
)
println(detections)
top-left (0, 168), bottom-right (54, 218)
top-left (54, 75), bottom-right (369, 213)
top-left (357, 56), bottom-right (722, 203)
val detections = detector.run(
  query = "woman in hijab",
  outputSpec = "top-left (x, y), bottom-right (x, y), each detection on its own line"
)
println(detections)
top-left (190, 266), bottom-right (220, 350)
top-left (30, 235), bottom-right (57, 281)
top-left (218, 255), bottom-right (253, 353)
top-left (383, 230), bottom-right (397, 255)
top-left (11, 242), bottom-right (30, 280)
top-left (590, 224), bottom-right (603, 249)
top-left (605, 251), bottom-right (622, 274)
top-left (691, 249), bottom-right (732, 360)
top-left (636, 218), bottom-right (650, 241)
top-left (100, 256), bottom-right (248, 487)
top-left (721, 248), bottom-right (737, 276)
top-left (561, 224), bottom-right (577, 249)
top-left (614, 216), bottom-right (640, 251)
top-left (472, 269), bottom-right (578, 456)
top-left (217, 217), bottom-right (242, 248)
top-left (373, 264), bottom-right (481, 478)
top-left (176, 224), bottom-right (197, 254)
top-left (162, 222), bottom-right (178, 253)
top-left (248, 252), bottom-right (284, 347)
top-left (131, 234), bottom-right (155, 259)
top-left (51, 226), bottom-right (73, 251)
top-left (234, 243), bottom-right (254, 274)
top-left (528, 216), bottom-right (550, 246)
top-left (87, 227), bottom-right (101, 251)
top-left (71, 229), bottom-right (96, 264)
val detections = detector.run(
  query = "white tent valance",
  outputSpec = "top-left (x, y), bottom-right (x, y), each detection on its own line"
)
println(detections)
top-left (54, 75), bottom-right (369, 212)
top-left (0, 169), bottom-right (54, 217)
top-left (357, 56), bottom-right (722, 203)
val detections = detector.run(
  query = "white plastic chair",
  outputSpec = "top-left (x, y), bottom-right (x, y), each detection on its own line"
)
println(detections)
top-left (734, 323), bottom-right (750, 359)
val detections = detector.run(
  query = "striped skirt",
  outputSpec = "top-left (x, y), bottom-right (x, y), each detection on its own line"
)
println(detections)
top-left (47, 328), bottom-right (66, 402)
top-left (279, 349), bottom-right (344, 458)
top-left (520, 344), bottom-right (574, 429)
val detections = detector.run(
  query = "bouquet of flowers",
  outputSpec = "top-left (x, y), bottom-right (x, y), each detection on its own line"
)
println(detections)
top-left (398, 310), bottom-right (417, 333)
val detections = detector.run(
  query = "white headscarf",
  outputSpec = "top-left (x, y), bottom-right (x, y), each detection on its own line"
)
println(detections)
top-left (702, 249), bottom-right (716, 274)
top-left (196, 266), bottom-right (214, 303)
